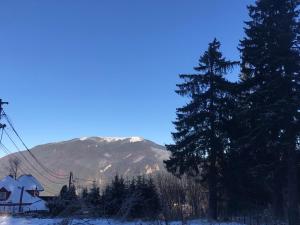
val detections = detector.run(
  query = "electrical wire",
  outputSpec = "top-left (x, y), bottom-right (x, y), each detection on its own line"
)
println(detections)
top-left (74, 177), bottom-right (95, 183)
top-left (0, 142), bottom-right (59, 195)
top-left (0, 111), bottom-right (98, 194)
top-left (3, 112), bottom-right (69, 179)
top-left (3, 112), bottom-right (68, 179)
top-left (2, 130), bottom-right (67, 185)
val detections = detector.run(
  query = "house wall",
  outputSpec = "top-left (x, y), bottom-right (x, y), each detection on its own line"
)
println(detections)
top-left (0, 201), bottom-right (48, 214)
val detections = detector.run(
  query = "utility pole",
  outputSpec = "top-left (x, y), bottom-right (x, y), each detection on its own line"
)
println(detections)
top-left (68, 171), bottom-right (73, 189)
top-left (18, 186), bottom-right (24, 213)
top-left (0, 99), bottom-right (8, 129)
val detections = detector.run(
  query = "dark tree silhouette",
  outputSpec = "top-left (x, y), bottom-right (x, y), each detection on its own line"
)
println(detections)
top-left (165, 39), bottom-right (238, 220)
top-left (238, 0), bottom-right (300, 223)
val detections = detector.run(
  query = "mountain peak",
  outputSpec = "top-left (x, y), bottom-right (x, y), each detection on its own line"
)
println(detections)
top-left (78, 136), bottom-right (144, 143)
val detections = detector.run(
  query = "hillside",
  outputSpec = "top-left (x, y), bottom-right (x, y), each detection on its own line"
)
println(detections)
top-left (0, 137), bottom-right (169, 195)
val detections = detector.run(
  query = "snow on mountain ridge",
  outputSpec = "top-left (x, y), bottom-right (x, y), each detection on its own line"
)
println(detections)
top-left (79, 136), bottom-right (144, 143)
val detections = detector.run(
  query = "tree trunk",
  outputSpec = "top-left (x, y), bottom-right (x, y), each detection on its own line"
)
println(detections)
top-left (287, 144), bottom-right (299, 225)
top-left (207, 65), bottom-right (218, 221)
top-left (272, 165), bottom-right (284, 220)
top-left (272, 184), bottom-right (284, 220)
top-left (208, 154), bottom-right (218, 220)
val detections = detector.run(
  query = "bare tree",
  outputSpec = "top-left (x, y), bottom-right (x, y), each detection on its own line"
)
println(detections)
top-left (154, 172), bottom-right (207, 222)
top-left (6, 157), bottom-right (21, 180)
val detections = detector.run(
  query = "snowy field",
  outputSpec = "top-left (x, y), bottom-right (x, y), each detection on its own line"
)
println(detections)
top-left (0, 216), bottom-right (243, 225)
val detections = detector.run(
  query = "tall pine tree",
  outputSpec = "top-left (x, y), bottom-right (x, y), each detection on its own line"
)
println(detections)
top-left (165, 39), bottom-right (238, 220)
top-left (238, 0), bottom-right (300, 223)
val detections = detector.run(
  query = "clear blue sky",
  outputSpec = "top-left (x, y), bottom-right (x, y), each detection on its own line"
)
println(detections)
top-left (0, 0), bottom-right (254, 149)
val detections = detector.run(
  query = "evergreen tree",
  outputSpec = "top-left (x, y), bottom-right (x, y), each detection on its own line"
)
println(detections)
top-left (81, 187), bottom-right (88, 200)
top-left (128, 176), bottom-right (144, 218)
top-left (60, 185), bottom-right (69, 200)
top-left (47, 185), bottom-right (79, 216)
top-left (124, 176), bottom-right (160, 219)
top-left (238, 0), bottom-right (300, 223)
top-left (67, 185), bottom-right (77, 201)
top-left (143, 177), bottom-right (161, 218)
top-left (59, 184), bottom-right (77, 201)
top-left (165, 39), bottom-right (238, 220)
top-left (88, 182), bottom-right (101, 206)
top-left (102, 175), bottom-right (127, 215)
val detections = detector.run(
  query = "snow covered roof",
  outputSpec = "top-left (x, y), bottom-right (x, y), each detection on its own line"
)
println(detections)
top-left (0, 175), bottom-right (48, 211)
top-left (0, 176), bottom-right (19, 192)
top-left (17, 174), bottom-right (44, 191)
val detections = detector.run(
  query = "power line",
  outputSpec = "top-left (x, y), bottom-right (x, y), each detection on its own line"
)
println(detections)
top-left (2, 117), bottom-right (90, 186)
top-left (2, 129), bottom-right (67, 185)
top-left (74, 177), bottom-right (95, 183)
top-left (0, 103), bottom-right (97, 194)
top-left (0, 100), bottom-right (63, 195)
top-left (3, 112), bottom-right (69, 179)
top-left (1, 133), bottom-right (97, 195)
top-left (0, 142), bottom-right (59, 195)
top-left (4, 113), bottom-right (69, 179)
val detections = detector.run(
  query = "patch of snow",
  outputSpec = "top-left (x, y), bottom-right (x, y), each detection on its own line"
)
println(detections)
top-left (133, 155), bottom-right (145, 163)
top-left (80, 137), bottom-right (88, 141)
top-left (18, 174), bottom-right (44, 191)
top-left (124, 168), bottom-right (131, 175)
top-left (124, 153), bottom-right (132, 159)
top-left (145, 164), bottom-right (160, 174)
top-left (0, 216), bottom-right (245, 225)
top-left (0, 216), bottom-right (61, 225)
top-left (104, 153), bottom-right (111, 158)
top-left (100, 137), bottom-right (127, 142)
top-left (78, 136), bottom-right (144, 143)
top-left (129, 137), bottom-right (144, 143)
top-left (100, 164), bottom-right (112, 173)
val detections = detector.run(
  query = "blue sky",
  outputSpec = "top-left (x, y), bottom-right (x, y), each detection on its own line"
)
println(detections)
top-left (0, 0), bottom-right (254, 150)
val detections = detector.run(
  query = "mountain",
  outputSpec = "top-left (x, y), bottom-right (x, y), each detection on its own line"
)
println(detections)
top-left (0, 137), bottom-right (169, 195)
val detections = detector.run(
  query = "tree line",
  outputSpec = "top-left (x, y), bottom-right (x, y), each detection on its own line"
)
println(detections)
top-left (48, 175), bottom-right (160, 219)
top-left (165, 0), bottom-right (300, 224)
top-left (47, 173), bottom-right (209, 222)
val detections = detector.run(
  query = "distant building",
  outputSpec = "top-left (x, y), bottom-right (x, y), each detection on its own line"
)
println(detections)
top-left (0, 175), bottom-right (48, 213)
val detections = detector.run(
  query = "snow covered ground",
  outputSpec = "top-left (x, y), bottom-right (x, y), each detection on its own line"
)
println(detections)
top-left (0, 216), bottom-right (243, 225)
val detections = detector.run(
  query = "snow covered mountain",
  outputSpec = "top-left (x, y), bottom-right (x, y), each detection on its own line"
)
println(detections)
top-left (0, 137), bottom-right (169, 195)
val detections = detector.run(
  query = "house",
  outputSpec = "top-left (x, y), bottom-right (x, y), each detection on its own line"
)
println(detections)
top-left (18, 174), bottom-right (44, 197)
top-left (0, 175), bottom-right (49, 213)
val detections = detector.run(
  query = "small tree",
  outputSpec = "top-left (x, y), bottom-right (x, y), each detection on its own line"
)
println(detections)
top-left (87, 182), bottom-right (101, 206)
top-left (6, 157), bottom-right (21, 180)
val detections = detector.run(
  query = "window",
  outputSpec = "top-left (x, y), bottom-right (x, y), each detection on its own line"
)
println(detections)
top-left (0, 191), bottom-right (7, 201)
top-left (27, 190), bottom-right (37, 197)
